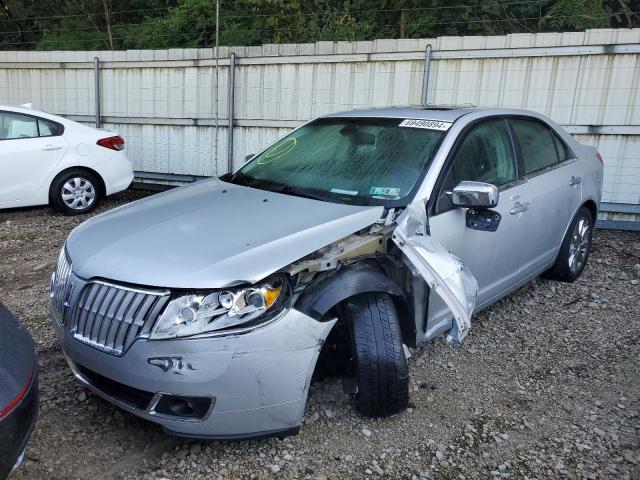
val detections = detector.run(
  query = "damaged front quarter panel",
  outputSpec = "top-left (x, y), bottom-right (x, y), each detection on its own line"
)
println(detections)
top-left (392, 202), bottom-right (479, 343)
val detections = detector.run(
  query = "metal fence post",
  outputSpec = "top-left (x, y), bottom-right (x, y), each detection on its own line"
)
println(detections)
top-left (94, 57), bottom-right (101, 128)
top-left (227, 52), bottom-right (236, 173)
top-left (213, 0), bottom-right (220, 176)
top-left (421, 44), bottom-right (432, 106)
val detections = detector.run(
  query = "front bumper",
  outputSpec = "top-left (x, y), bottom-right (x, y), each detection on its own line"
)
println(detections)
top-left (54, 308), bottom-right (335, 439)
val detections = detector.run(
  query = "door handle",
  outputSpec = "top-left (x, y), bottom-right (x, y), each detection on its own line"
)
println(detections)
top-left (510, 201), bottom-right (530, 215)
top-left (569, 176), bottom-right (581, 186)
top-left (42, 145), bottom-right (62, 151)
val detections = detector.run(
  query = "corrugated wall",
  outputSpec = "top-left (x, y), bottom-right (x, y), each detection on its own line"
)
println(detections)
top-left (0, 29), bottom-right (638, 219)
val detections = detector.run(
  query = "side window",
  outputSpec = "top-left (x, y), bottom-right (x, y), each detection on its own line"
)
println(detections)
top-left (552, 131), bottom-right (572, 162)
top-left (511, 118), bottom-right (559, 175)
top-left (0, 112), bottom-right (39, 140)
top-left (38, 118), bottom-right (63, 137)
top-left (435, 119), bottom-right (516, 214)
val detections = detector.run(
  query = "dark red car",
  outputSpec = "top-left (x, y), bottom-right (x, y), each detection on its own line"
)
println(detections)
top-left (0, 304), bottom-right (38, 479)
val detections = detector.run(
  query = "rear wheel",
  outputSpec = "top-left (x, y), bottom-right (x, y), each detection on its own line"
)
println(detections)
top-left (50, 169), bottom-right (101, 215)
top-left (344, 293), bottom-right (408, 417)
top-left (546, 206), bottom-right (593, 282)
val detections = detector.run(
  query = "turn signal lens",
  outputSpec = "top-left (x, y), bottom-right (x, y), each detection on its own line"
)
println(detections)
top-left (596, 152), bottom-right (603, 165)
top-left (263, 282), bottom-right (283, 309)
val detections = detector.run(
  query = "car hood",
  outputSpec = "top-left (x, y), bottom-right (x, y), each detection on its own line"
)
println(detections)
top-left (67, 178), bottom-right (384, 289)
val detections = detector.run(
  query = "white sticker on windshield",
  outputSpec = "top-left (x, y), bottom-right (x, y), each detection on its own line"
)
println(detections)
top-left (331, 188), bottom-right (358, 196)
top-left (399, 119), bottom-right (452, 131)
top-left (370, 187), bottom-right (401, 197)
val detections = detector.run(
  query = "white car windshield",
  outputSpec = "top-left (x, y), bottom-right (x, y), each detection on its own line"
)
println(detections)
top-left (230, 117), bottom-right (446, 206)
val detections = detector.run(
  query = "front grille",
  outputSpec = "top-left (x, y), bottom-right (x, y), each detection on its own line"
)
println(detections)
top-left (51, 248), bottom-right (73, 326)
top-left (70, 280), bottom-right (170, 356)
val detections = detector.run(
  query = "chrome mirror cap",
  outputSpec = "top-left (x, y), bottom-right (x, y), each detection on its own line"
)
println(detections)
top-left (451, 181), bottom-right (499, 209)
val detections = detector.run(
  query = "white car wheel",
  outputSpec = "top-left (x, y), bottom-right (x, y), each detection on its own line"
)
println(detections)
top-left (50, 169), bottom-right (102, 215)
top-left (61, 177), bottom-right (97, 211)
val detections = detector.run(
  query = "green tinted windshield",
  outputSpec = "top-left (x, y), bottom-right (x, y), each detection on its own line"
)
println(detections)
top-left (234, 117), bottom-right (446, 206)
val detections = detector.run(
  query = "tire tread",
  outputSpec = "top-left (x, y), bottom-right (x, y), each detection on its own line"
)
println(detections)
top-left (346, 293), bottom-right (409, 417)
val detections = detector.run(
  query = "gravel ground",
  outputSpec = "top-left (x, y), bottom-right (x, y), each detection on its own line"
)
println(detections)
top-left (1, 190), bottom-right (639, 480)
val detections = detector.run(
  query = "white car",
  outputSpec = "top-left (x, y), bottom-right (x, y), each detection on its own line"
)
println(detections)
top-left (0, 105), bottom-right (134, 214)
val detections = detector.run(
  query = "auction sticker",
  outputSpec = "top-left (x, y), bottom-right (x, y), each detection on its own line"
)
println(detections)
top-left (370, 186), bottom-right (401, 197)
top-left (399, 119), bottom-right (452, 131)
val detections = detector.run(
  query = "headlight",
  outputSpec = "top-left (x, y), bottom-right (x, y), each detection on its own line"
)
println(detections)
top-left (149, 278), bottom-right (286, 340)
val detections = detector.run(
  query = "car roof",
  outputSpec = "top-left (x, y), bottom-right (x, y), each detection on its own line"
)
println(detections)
top-left (0, 104), bottom-right (66, 122)
top-left (322, 105), bottom-right (481, 122)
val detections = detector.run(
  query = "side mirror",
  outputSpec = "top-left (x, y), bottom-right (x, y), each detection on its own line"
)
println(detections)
top-left (450, 181), bottom-right (499, 209)
top-left (244, 154), bottom-right (255, 163)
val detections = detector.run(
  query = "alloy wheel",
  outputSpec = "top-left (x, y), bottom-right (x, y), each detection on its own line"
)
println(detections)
top-left (568, 217), bottom-right (590, 274)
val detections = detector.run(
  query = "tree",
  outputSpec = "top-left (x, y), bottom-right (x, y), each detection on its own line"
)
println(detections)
top-left (0, 0), bottom-right (637, 51)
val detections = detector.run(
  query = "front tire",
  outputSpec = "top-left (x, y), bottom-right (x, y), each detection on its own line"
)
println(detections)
top-left (344, 293), bottom-right (409, 417)
top-left (50, 169), bottom-right (101, 215)
top-left (546, 206), bottom-right (593, 282)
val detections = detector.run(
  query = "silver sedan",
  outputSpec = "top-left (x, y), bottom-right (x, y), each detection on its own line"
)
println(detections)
top-left (50, 106), bottom-right (603, 439)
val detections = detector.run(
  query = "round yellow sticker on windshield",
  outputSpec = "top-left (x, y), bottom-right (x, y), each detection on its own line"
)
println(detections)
top-left (258, 137), bottom-right (297, 164)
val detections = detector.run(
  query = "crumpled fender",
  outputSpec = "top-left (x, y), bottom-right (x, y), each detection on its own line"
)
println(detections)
top-left (392, 202), bottom-right (479, 343)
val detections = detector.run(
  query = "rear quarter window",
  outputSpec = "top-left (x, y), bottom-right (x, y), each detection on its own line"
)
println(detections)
top-left (38, 118), bottom-right (63, 137)
top-left (552, 132), bottom-right (573, 162)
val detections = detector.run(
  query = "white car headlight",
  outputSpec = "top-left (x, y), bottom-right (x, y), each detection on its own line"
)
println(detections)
top-left (150, 278), bottom-right (285, 340)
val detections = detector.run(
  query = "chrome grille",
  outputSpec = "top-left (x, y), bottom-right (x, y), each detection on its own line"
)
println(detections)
top-left (51, 247), bottom-right (73, 326)
top-left (70, 281), bottom-right (170, 356)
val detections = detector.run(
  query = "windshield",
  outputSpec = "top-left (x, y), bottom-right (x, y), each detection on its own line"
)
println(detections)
top-left (229, 117), bottom-right (446, 206)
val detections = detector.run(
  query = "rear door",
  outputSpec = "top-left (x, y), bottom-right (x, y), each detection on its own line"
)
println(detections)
top-left (508, 117), bottom-right (582, 273)
top-left (0, 111), bottom-right (68, 203)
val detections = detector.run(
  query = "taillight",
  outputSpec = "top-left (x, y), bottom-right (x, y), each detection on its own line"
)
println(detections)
top-left (596, 152), bottom-right (603, 165)
top-left (97, 135), bottom-right (125, 151)
top-left (0, 371), bottom-right (33, 420)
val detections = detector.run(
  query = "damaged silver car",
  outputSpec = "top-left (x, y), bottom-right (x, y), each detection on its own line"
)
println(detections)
top-left (50, 107), bottom-right (603, 439)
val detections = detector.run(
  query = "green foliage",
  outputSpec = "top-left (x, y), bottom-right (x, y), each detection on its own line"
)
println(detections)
top-left (0, 0), bottom-right (637, 51)
top-left (542, 0), bottom-right (609, 29)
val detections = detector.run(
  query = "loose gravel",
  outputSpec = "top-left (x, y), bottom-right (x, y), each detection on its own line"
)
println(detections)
top-left (0, 191), bottom-right (638, 480)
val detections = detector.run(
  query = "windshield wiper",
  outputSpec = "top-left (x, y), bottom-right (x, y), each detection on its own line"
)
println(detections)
top-left (230, 174), bottom-right (332, 202)
top-left (230, 170), bottom-right (255, 187)
top-left (267, 185), bottom-right (329, 202)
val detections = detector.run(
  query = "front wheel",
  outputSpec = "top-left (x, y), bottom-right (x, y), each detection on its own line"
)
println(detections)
top-left (546, 206), bottom-right (593, 282)
top-left (50, 169), bottom-right (101, 215)
top-left (344, 293), bottom-right (409, 417)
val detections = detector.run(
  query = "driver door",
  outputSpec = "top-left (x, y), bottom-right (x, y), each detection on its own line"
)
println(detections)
top-left (426, 117), bottom-right (532, 332)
